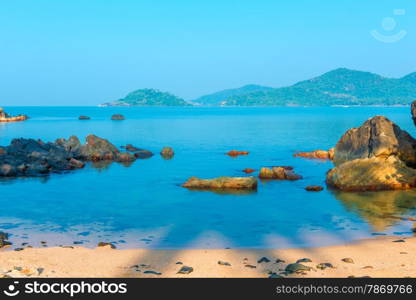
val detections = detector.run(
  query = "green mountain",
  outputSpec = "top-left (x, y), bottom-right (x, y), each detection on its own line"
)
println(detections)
top-left (200, 68), bottom-right (416, 106)
top-left (101, 89), bottom-right (191, 106)
top-left (192, 84), bottom-right (273, 105)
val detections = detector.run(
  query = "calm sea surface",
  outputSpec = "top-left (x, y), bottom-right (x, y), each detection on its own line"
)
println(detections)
top-left (0, 106), bottom-right (415, 249)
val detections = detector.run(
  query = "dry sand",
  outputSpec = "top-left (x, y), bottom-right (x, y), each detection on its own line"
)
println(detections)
top-left (0, 236), bottom-right (414, 278)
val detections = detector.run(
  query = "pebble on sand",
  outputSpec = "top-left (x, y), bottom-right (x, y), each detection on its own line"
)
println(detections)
top-left (177, 266), bottom-right (193, 274)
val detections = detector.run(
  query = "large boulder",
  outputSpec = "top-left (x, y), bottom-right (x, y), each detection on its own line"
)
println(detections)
top-left (182, 176), bottom-right (257, 190)
top-left (333, 116), bottom-right (416, 167)
top-left (326, 156), bottom-right (416, 191)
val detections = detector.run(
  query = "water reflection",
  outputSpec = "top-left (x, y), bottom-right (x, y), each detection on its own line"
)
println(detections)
top-left (333, 190), bottom-right (416, 231)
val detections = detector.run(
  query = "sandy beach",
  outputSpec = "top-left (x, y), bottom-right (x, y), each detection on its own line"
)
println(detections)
top-left (0, 235), bottom-right (414, 278)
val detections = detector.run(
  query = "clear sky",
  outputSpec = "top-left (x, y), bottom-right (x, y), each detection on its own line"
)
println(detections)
top-left (0, 0), bottom-right (415, 106)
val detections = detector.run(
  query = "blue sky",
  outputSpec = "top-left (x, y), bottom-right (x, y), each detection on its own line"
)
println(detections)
top-left (0, 0), bottom-right (415, 105)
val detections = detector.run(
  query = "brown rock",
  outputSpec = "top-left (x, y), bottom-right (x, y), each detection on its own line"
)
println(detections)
top-left (78, 116), bottom-right (90, 120)
top-left (227, 150), bottom-right (249, 157)
top-left (80, 135), bottom-right (120, 161)
top-left (305, 185), bottom-right (324, 192)
top-left (160, 147), bottom-right (174, 159)
top-left (294, 149), bottom-right (334, 160)
top-left (326, 156), bottom-right (416, 191)
top-left (333, 116), bottom-right (416, 167)
top-left (259, 167), bottom-right (302, 180)
top-left (242, 168), bottom-right (256, 174)
top-left (182, 176), bottom-right (257, 190)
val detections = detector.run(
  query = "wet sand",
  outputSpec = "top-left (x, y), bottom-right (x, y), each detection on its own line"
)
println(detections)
top-left (0, 236), bottom-right (414, 278)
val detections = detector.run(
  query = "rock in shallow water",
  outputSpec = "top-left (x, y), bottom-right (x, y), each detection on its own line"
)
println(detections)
top-left (182, 176), bottom-right (258, 190)
top-left (333, 116), bottom-right (416, 167)
top-left (259, 166), bottom-right (302, 180)
top-left (327, 115), bottom-right (416, 191)
top-left (294, 148), bottom-right (334, 160)
top-left (160, 147), bottom-right (174, 159)
top-left (111, 114), bottom-right (125, 120)
top-left (305, 185), bottom-right (324, 192)
top-left (326, 156), bottom-right (416, 191)
top-left (227, 150), bottom-right (249, 157)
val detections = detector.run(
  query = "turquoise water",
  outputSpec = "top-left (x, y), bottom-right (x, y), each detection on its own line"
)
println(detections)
top-left (1, 106), bottom-right (416, 249)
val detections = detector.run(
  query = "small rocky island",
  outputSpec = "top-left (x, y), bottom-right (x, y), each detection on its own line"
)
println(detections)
top-left (0, 107), bottom-right (28, 123)
top-left (101, 89), bottom-right (192, 107)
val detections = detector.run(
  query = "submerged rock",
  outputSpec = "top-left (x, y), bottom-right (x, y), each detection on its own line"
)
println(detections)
top-left (160, 147), bottom-right (174, 159)
top-left (122, 144), bottom-right (154, 159)
top-left (78, 116), bottom-right (90, 120)
top-left (294, 148), bottom-right (334, 160)
top-left (259, 166), bottom-right (302, 180)
top-left (123, 144), bottom-right (140, 152)
top-left (182, 176), bottom-right (258, 190)
top-left (305, 185), bottom-right (324, 192)
top-left (111, 114), bottom-right (125, 120)
top-left (242, 168), bottom-right (256, 174)
top-left (227, 150), bottom-right (249, 157)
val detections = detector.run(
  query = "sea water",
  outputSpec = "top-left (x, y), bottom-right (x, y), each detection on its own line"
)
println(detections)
top-left (0, 106), bottom-right (415, 249)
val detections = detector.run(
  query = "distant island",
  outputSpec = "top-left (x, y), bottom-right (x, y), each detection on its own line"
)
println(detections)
top-left (192, 84), bottom-right (273, 106)
top-left (101, 68), bottom-right (416, 107)
top-left (193, 68), bottom-right (416, 106)
top-left (100, 88), bottom-right (191, 107)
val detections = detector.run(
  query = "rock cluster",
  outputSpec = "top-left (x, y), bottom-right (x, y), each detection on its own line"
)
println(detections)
top-left (0, 134), bottom-right (136, 177)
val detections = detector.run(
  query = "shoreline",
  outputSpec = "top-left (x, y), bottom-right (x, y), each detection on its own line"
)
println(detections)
top-left (0, 235), bottom-right (414, 278)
